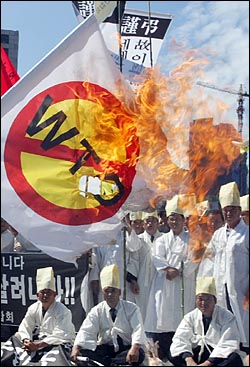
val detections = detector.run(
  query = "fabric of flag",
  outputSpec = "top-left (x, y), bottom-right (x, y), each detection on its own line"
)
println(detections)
top-left (1, 15), bottom-right (139, 264)
top-left (1, 46), bottom-right (20, 96)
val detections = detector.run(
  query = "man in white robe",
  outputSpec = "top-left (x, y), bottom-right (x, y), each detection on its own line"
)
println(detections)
top-left (169, 276), bottom-right (243, 366)
top-left (199, 182), bottom-right (249, 355)
top-left (1, 267), bottom-right (75, 366)
top-left (144, 196), bottom-right (198, 360)
top-left (83, 221), bottom-right (143, 312)
top-left (71, 264), bottom-right (148, 366)
top-left (126, 211), bottom-right (163, 323)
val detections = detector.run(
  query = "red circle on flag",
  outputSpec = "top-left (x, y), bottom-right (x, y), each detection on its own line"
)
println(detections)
top-left (4, 82), bottom-right (139, 225)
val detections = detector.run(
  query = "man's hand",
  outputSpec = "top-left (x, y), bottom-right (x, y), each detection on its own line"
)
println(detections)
top-left (126, 344), bottom-right (140, 364)
top-left (197, 361), bottom-right (213, 366)
top-left (185, 356), bottom-right (197, 366)
top-left (165, 267), bottom-right (179, 280)
top-left (22, 339), bottom-right (48, 352)
top-left (70, 345), bottom-right (81, 361)
top-left (130, 280), bottom-right (140, 294)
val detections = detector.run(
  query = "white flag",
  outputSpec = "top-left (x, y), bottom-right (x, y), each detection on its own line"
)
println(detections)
top-left (1, 15), bottom-right (138, 264)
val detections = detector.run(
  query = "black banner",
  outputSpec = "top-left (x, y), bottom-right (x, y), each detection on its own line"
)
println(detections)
top-left (1, 252), bottom-right (89, 341)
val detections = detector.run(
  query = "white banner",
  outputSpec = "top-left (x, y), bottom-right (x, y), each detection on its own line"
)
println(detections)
top-left (103, 8), bottom-right (173, 69)
top-left (72, 2), bottom-right (173, 82)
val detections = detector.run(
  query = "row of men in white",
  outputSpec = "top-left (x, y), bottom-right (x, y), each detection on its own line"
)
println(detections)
top-left (83, 181), bottom-right (249, 361)
top-left (1, 264), bottom-right (246, 366)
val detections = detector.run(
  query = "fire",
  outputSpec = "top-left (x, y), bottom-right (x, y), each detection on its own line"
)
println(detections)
top-left (128, 51), bottom-right (242, 205)
top-left (76, 47), bottom-right (243, 218)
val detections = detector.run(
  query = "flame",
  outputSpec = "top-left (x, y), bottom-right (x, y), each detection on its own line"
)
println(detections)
top-left (72, 46), bottom-right (242, 219)
top-left (128, 50), bottom-right (242, 205)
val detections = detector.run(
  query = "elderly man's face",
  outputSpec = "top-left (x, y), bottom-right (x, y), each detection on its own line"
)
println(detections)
top-left (167, 213), bottom-right (185, 234)
top-left (131, 219), bottom-right (144, 235)
top-left (37, 288), bottom-right (56, 309)
top-left (222, 206), bottom-right (241, 228)
top-left (196, 293), bottom-right (216, 317)
top-left (102, 287), bottom-right (121, 308)
top-left (143, 217), bottom-right (159, 235)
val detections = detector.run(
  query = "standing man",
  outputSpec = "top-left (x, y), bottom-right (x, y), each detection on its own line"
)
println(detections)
top-left (71, 264), bottom-right (147, 366)
top-left (144, 196), bottom-right (198, 361)
top-left (126, 211), bottom-right (163, 322)
top-left (204, 182), bottom-right (249, 355)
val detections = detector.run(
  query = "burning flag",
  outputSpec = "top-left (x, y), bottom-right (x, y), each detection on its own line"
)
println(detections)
top-left (1, 14), bottom-right (243, 265)
top-left (1, 45), bottom-right (20, 96)
top-left (1, 15), bottom-right (138, 264)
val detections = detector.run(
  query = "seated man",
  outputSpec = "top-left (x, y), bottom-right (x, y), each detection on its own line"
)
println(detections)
top-left (1, 266), bottom-right (76, 366)
top-left (169, 277), bottom-right (243, 366)
top-left (71, 263), bottom-right (147, 366)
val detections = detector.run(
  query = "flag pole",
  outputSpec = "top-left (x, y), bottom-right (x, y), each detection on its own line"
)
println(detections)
top-left (123, 226), bottom-right (127, 300)
top-left (147, 1), bottom-right (153, 67)
top-left (117, 1), bottom-right (126, 299)
top-left (181, 260), bottom-right (185, 318)
top-left (118, 1), bottom-right (123, 73)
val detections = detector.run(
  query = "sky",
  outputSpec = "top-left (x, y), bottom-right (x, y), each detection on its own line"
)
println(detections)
top-left (1, 1), bottom-right (249, 142)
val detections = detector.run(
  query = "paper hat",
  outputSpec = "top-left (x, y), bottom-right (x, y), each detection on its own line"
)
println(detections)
top-left (141, 211), bottom-right (159, 220)
top-left (195, 200), bottom-right (209, 217)
top-left (129, 211), bottom-right (143, 221)
top-left (36, 267), bottom-right (56, 292)
top-left (219, 182), bottom-right (240, 208)
top-left (196, 277), bottom-right (216, 296)
top-left (165, 195), bottom-right (184, 217)
top-left (100, 264), bottom-right (120, 289)
top-left (240, 194), bottom-right (249, 211)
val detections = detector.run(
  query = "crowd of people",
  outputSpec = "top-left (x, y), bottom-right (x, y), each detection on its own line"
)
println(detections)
top-left (1, 181), bottom-right (249, 366)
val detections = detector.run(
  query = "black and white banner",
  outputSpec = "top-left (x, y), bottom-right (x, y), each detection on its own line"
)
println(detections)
top-left (71, 2), bottom-right (173, 81)
top-left (1, 252), bottom-right (89, 340)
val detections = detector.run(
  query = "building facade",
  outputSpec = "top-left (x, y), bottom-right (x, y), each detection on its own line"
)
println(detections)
top-left (1, 29), bottom-right (19, 70)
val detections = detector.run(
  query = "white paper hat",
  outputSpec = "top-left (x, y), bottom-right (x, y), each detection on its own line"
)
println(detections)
top-left (219, 182), bottom-right (240, 208)
top-left (36, 267), bottom-right (56, 292)
top-left (165, 195), bottom-right (184, 217)
top-left (196, 277), bottom-right (216, 296)
top-left (195, 200), bottom-right (209, 217)
top-left (141, 211), bottom-right (159, 220)
top-left (129, 211), bottom-right (143, 221)
top-left (100, 264), bottom-right (120, 289)
top-left (240, 194), bottom-right (249, 211)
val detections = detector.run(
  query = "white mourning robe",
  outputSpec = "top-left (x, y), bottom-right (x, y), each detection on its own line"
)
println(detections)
top-left (202, 219), bottom-right (249, 347)
top-left (84, 229), bottom-right (142, 309)
top-left (144, 229), bottom-right (198, 333)
top-left (74, 299), bottom-right (147, 352)
top-left (126, 230), bottom-right (163, 322)
top-left (17, 300), bottom-right (76, 345)
top-left (170, 305), bottom-right (241, 362)
top-left (1, 229), bottom-right (14, 252)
